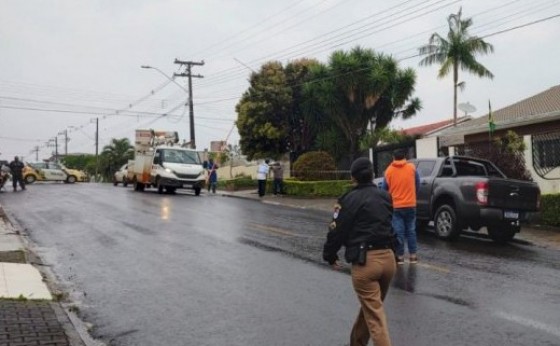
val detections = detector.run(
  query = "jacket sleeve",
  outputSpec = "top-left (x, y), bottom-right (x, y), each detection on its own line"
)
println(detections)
top-left (322, 197), bottom-right (355, 265)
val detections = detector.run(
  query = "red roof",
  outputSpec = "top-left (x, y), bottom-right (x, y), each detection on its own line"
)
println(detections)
top-left (401, 117), bottom-right (470, 136)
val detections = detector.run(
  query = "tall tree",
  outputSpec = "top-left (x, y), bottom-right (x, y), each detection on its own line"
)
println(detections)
top-left (236, 61), bottom-right (291, 160)
top-left (304, 46), bottom-right (421, 162)
top-left (100, 138), bottom-right (133, 179)
top-left (419, 7), bottom-right (494, 126)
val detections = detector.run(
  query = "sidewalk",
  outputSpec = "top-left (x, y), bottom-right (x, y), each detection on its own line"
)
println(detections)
top-left (0, 206), bottom-right (85, 346)
top-left (218, 188), bottom-right (560, 250)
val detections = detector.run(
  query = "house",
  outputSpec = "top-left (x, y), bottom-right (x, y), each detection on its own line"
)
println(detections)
top-left (436, 84), bottom-right (560, 193)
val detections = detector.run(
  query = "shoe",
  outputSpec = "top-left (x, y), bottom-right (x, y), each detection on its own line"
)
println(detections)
top-left (396, 256), bottom-right (405, 265)
top-left (409, 255), bottom-right (418, 264)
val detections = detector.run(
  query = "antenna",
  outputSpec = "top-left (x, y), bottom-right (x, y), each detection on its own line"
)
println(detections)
top-left (458, 102), bottom-right (477, 116)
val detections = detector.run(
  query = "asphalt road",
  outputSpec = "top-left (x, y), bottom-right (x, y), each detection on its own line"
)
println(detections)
top-left (2, 183), bottom-right (560, 346)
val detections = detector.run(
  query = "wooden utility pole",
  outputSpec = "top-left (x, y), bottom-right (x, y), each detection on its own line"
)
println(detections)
top-left (173, 59), bottom-right (204, 149)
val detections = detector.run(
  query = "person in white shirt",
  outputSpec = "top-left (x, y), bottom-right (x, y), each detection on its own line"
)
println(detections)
top-left (256, 159), bottom-right (270, 197)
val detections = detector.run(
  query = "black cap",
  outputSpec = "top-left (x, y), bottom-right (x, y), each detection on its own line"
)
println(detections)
top-left (350, 157), bottom-right (372, 177)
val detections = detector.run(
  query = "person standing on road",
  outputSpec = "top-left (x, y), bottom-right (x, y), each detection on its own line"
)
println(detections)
top-left (382, 149), bottom-right (420, 265)
top-left (323, 157), bottom-right (396, 346)
top-left (207, 158), bottom-right (218, 194)
top-left (256, 159), bottom-right (270, 197)
top-left (271, 162), bottom-right (284, 196)
top-left (9, 156), bottom-right (25, 192)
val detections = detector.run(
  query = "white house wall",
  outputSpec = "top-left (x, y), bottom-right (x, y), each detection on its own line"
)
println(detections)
top-left (524, 135), bottom-right (560, 194)
top-left (416, 137), bottom-right (439, 158)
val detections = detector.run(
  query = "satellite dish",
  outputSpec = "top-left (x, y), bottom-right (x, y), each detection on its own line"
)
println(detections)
top-left (458, 102), bottom-right (477, 115)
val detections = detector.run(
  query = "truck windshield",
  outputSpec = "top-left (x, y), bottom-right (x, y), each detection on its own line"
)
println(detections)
top-left (161, 149), bottom-right (200, 165)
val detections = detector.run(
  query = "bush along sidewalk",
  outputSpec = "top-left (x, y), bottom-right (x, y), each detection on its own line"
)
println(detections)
top-left (218, 177), bottom-right (352, 197)
top-left (539, 193), bottom-right (560, 227)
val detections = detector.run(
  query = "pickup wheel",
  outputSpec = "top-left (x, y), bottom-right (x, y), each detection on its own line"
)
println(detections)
top-left (487, 225), bottom-right (518, 243)
top-left (434, 204), bottom-right (461, 240)
top-left (166, 187), bottom-right (176, 194)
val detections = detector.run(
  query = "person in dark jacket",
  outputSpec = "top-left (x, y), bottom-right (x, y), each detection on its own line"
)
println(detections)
top-left (323, 157), bottom-right (396, 346)
top-left (9, 156), bottom-right (25, 192)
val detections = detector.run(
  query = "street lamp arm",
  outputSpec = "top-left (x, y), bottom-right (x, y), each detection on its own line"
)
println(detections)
top-left (140, 65), bottom-right (189, 94)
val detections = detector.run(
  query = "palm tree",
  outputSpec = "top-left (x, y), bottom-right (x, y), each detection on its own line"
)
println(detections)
top-left (101, 138), bottom-right (134, 180)
top-left (419, 8), bottom-right (494, 126)
top-left (305, 46), bottom-right (421, 162)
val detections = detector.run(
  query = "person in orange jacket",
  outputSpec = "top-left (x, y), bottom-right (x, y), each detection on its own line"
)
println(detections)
top-left (382, 149), bottom-right (420, 265)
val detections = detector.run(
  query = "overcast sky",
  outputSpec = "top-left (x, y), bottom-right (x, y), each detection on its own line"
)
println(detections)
top-left (1, 0), bottom-right (559, 161)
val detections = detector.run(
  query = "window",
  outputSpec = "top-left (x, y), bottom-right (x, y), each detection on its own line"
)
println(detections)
top-left (535, 138), bottom-right (560, 168)
top-left (161, 149), bottom-right (200, 165)
top-left (416, 161), bottom-right (436, 177)
top-left (453, 159), bottom-right (487, 177)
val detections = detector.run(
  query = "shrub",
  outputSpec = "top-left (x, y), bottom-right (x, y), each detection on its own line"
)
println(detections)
top-left (283, 180), bottom-right (352, 197)
top-left (217, 176), bottom-right (256, 191)
top-left (539, 194), bottom-right (560, 227)
top-left (292, 151), bottom-right (337, 181)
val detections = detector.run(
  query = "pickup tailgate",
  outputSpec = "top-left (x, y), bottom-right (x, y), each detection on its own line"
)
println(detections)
top-left (487, 178), bottom-right (540, 211)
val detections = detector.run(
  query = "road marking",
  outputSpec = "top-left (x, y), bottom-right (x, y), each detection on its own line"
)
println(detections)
top-left (248, 223), bottom-right (322, 239)
top-left (416, 262), bottom-right (450, 273)
top-left (494, 311), bottom-right (560, 338)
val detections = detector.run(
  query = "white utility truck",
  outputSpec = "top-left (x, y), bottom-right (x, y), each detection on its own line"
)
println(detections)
top-left (130, 129), bottom-right (206, 195)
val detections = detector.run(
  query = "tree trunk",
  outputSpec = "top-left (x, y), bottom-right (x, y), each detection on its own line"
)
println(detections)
top-left (453, 62), bottom-right (458, 126)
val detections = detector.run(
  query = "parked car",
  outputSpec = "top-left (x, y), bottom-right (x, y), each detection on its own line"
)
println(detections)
top-left (113, 163), bottom-right (130, 187)
top-left (375, 156), bottom-right (540, 243)
top-left (23, 162), bottom-right (87, 184)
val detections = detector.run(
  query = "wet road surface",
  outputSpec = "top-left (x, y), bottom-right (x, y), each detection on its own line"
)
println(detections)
top-left (2, 183), bottom-right (559, 346)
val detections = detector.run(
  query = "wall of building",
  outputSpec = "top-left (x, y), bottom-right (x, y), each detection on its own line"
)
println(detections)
top-left (524, 135), bottom-right (560, 194)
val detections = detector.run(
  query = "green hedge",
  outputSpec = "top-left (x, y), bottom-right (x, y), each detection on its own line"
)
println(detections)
top-left (217, 176), bottom-right (256, 190)
top-left (217, 177), bottom-right (352, 197)
top-left (283, 180), bottom-right (352, 197)
top-left (540, 194), bottom-right (560, 227)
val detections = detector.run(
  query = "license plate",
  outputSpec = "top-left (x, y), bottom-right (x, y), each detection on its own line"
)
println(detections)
top-left (504, 211), bottom-right (519, 219)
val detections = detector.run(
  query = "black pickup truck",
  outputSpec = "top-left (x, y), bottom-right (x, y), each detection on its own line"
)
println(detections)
top-left (377, 156), bottom-right (541, 243)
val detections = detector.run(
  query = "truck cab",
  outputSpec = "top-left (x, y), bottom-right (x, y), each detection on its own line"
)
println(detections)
top-left (130, 130), bottom-right (206, 195)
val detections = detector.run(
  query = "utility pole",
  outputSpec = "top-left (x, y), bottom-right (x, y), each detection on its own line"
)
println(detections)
top-left (94, 118), bottom-right (99, 180)
top-left (58, 129), bottom-right (69, 156)
top-left (54, 136), bottom-right (59, 162)
top-left (173, 59), bottom-right (204, 149)
top-left (32, 146), bottom-right (39, 161)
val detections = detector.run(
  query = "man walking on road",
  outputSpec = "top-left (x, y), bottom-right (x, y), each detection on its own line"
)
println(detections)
top-left (256, 159), bottom-right (270, 197)
top-left (9, 156), bottom-right (25, 192)
top-left (323, 157), bottom-right (396, 346)
top-left (382, 149), bottom-right (419, 264)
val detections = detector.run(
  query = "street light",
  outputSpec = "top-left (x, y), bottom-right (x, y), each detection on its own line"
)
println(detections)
top-left (141, 65), bottom-right (189, 94)
top-left (141, 65), bottom-right (195, 148)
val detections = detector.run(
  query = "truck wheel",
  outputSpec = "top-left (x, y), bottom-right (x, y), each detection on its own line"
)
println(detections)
top-left (134, 180), bottom-right (144, 192)
top-left (25, 175), bottom-right (36, 184)
top-left (156, 178), bottom-right (164, 194)
top-left (487, 225), bottom-right (518, 243)
top-left (194, 187), bottom-right (201, 196)
top-left (67, 175), bottom-right (77, 184)
top-left (434, 204), bottom-right (461, 240)
top-left (166, 187), bottom-right (176, 194)
top-left (113, 180), bottom-right (118, 186)
top-left (123, 179), bottom-right (128, 187)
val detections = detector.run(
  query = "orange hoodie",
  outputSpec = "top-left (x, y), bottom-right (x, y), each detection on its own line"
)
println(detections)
top-left (383, 159), bottom-right (418, 209)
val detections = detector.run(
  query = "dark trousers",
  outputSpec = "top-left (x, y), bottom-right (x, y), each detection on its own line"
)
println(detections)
top-left (273, 179), bottom-right (283, 195)
top-left (12, 174), bottom-right (25, 190)
top-left (258, 179), bottom-right (266, 197)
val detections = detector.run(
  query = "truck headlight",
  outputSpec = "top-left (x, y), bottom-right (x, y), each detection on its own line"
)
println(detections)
top-left (165, 168), bottom-right (173, 173)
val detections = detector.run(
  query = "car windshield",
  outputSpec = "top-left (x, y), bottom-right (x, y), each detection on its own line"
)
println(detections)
top-left (161, 149), bottom-right (200, 164)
